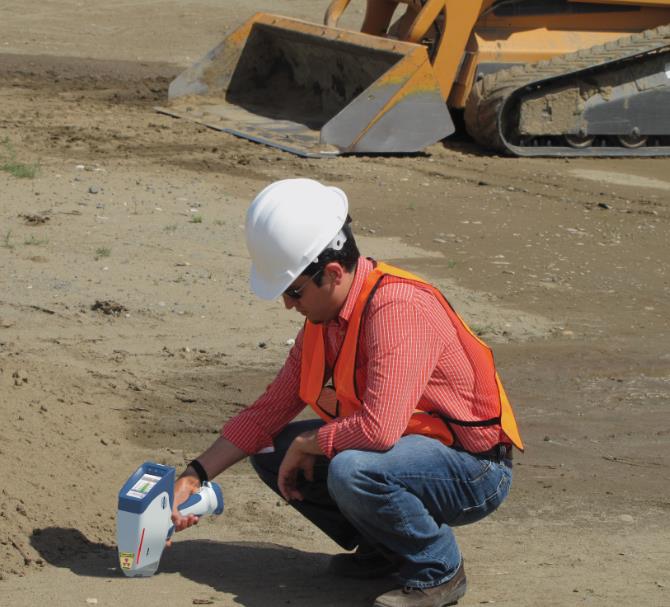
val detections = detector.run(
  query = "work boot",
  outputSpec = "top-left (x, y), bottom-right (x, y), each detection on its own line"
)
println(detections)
top-left (373, 562), bottom-right (466, 607)
top-left (328, 543), bottom-right (403, 579)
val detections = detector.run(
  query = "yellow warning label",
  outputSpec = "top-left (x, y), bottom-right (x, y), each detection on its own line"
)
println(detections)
top-left (119, 552), bottom-right (134, 570)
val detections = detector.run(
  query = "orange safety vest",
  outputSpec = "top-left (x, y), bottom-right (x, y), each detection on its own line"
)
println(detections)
top-left (298, 261), bottom-right (523, 452)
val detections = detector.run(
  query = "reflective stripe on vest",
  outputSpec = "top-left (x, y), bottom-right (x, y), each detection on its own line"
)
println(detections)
top-left (298, 261), bottom-right (523, 451)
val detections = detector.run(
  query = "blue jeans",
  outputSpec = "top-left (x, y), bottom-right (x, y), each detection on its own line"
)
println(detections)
top-left (251, 420), bottom-right (512, 588)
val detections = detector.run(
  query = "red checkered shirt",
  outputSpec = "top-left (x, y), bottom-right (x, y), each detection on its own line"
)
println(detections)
top-left (222, 257), bottom-right (505, 458)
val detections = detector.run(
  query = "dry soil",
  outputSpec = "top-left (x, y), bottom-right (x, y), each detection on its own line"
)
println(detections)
top-left (0, 2), bottom-right (669, 606)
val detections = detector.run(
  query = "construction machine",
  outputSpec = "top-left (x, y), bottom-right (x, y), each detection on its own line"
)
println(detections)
top-left (158, 0), bottom-right (670, 157)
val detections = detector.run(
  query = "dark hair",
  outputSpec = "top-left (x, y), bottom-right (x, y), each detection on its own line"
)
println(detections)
top-left (300, 217), bottom-right (360, 286)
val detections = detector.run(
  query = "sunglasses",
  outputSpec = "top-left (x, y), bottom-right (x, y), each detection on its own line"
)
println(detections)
top-left (283, 268), bottom-right (323, 300)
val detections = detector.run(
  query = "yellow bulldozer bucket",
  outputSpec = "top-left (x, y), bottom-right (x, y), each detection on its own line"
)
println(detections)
top-left (157, 13), bottom-right (453, 157)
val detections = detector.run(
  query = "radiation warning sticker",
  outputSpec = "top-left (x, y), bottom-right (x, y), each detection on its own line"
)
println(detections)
top-left (119, 552), bottom-right (134, 570)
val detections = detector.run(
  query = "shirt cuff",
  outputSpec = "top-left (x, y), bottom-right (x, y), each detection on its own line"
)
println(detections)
top-left (317, 422), bottom-right (338, 459)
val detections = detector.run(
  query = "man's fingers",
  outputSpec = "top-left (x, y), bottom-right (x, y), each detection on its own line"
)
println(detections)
top-left (279, 481), bottom-right (303, 502)
top-left (278, 474), bottom-right (292, 501)
top-left (170, 513), bottom-right (199, 534)
top-left (303, 458), bottom-right (315, 482)
top-left (279, 470), bottom-right (303, 502)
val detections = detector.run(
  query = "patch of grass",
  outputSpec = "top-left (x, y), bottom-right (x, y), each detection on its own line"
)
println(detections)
top-left (447, 260), bottom-right (457, 269)
top-left (3, 161), bottom-right (39, 179)
top-left (163, 224), bottom-right (178, 233)
top-left (213, 219), bottom-right (225, 226)
top-left (95, 247), bottom-right (111, 259)
top-left (24, 235), bottom-right (48, 246)
top-left (1, 138), bottom-right (39, 179)
top-left (2, 229), bottom-right (14, 250)
top-left (189, 214), bottom-right (203, 224)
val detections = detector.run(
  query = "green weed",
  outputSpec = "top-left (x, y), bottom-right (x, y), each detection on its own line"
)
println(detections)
top-left (190, 214), bottom-right (203, 224)
top-left (95, 247), bottom-right (111, 259)
top-left (24, 235), bottom-right (48, 246)
top-left (1, 138), bottom-right (38, 179)
top-left (2, 230), bottom-right (14, 250)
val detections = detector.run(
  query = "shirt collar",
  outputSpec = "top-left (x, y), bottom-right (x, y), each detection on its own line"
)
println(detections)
top-left (335, 257), bottom-right (374, 324)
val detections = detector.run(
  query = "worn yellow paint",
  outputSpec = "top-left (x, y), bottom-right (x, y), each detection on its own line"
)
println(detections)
top-left (429, 0), bottom-right (487, 99)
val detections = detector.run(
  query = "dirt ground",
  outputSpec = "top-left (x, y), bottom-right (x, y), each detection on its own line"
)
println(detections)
top-left (0, 2), bottom-right (669, 606)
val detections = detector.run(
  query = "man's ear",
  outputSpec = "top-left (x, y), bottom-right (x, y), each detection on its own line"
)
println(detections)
top-left (324, 262), bottom-right (345, 286)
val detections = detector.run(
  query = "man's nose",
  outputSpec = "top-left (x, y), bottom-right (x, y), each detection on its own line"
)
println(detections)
top-left (282, 294), bottom-right (296, 310)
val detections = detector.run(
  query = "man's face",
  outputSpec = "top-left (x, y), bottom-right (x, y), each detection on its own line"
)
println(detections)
top-left (281, 263), bottom-right (344, 324)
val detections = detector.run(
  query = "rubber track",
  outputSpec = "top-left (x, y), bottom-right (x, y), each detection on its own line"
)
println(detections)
top-left (464, 24), bottom-right (670, 156)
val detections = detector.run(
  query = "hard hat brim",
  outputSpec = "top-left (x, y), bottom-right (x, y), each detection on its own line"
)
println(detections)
top-left (250, 264), bottom-right (295, 301)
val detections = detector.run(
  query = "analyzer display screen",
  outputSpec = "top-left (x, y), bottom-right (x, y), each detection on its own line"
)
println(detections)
top-left (126, 473), bottom-right (161, 499)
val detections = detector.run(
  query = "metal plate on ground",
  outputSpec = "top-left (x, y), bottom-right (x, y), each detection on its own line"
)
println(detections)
top-left (155, 103), bottom-right (340, 158)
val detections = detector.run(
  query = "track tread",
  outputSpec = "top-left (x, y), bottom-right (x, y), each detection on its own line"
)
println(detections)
top-left (464, 24), bottom-right (670, 153)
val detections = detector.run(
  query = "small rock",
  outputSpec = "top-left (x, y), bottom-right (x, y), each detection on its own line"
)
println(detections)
top-left (286, 338), bottom-right (295, 346)
top-left (86, 599), bottom-right (98, 605)
top-left (16, 504), bottom-right (27, 516)
top-left (543, 435), bottom-right (551, 442)
top-left (619, 514), bottom-right (634, 523)
top-left (100, 438), bottom-right (109, 446)
top-left (88, 186), bottom-right (100, 195)
top-left (258, 342), bottom-right (267, 349)
top-left (597, 202), bottom-right (611, 210)
top-left (433, 238), bottom-right (447, 244)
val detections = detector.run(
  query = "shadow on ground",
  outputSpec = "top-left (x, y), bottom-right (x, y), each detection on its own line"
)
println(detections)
top-left (31, 527), bottom-right (394, 606)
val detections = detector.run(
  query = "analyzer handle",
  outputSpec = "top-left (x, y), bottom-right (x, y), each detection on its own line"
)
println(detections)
top-left (177, 482), bottom-right (224, 517)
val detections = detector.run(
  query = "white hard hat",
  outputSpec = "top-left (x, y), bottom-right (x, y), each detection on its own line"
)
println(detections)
top-left (246, 178), bottom-right (349, 299)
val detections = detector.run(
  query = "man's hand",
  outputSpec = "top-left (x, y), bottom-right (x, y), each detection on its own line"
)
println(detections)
top-left (168, 472), bottom-right (201, 546)
top-left (166, 437), bottom-right (248, 546)
top-left (278, 430), bottom-right (324, 502)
